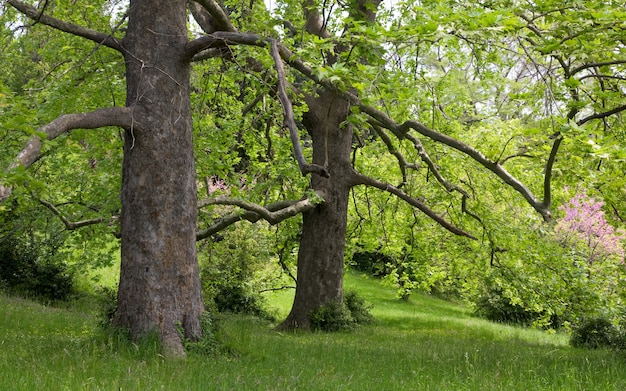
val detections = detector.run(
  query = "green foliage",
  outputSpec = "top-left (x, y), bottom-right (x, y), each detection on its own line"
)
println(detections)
top-left (349, 249), bottom-right (394, 277)
top-left (474, 284), bottom-right (544, 327)
top-left (94, 285), bottom-right (118, 329)
top-left (570, 317), bottom-right (621, 350)
top-left (213, 285), bottom-right (274, 320)
top-left (310, 290), bottom-right (373, 332)
top-left (199, 223), bottom-right (288, 320)
top-left (309, 300), bottom-right (355, 332)
top-left (181, 312), bottom-right (219, 356)
top-left (0, 204), bottom-right (74, 302)
top-left (344, 290), bottom-right (374, 325)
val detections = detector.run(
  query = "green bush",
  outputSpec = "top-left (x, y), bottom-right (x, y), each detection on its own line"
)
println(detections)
top-left (182, 312), bottom-right (219, 356)
top-left (344, 290), bottom-right (374, 325)
top-left (570, 317), bottom-right (619, 349)
top-left (310, 291), bottom-right (374, 332)
top-left (474, 286), bottom-right (542, 326)
top-left (310, 300), bottom-right (354, 332)
top-left (198, 224), bottom-right (285, 321)
top-left (350, 250), bottom-right (395, 277)
top-left (95, 285), bottom-right (118, 328)
top-left (213, 285), bottom-right (274, 320)
top-left (0, 236), bottom-right (74, 302)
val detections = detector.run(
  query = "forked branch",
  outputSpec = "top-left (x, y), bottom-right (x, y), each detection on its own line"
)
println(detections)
top-left (196, 191), bottom-right (325, 240)
top-left (185, 31), bottom-right (553, 221)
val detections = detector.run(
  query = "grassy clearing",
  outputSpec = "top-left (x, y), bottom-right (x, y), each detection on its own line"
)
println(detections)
top-left (1, 272), bottom-right (625, 390)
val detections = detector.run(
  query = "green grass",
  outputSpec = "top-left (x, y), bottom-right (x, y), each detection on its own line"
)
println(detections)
top-left (1, 271), bottom-right (625, 390)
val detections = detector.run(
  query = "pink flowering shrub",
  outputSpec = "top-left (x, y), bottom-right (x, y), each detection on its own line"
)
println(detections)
top-left (554, 193), bottom-right (625, 264)
top-left (206, 176), bottom-right (229, 195)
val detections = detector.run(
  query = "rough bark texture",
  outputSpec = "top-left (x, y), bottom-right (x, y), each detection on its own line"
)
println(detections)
top-left (112, 0), bottom-right (203, 356)
top-left (278, 89), bottom-right (354, 330)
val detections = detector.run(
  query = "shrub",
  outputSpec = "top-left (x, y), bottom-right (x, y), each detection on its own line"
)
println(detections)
top-left (570, 317), bottom-right (618, 349)
top-left (350, 250), bottom-right (395, 277)
top-left (310, 300), bottom-right (354, 332)
top-left (213, 285), bottom-right (274, 320)
top-left (182, 312), bottom-right (219, 356)
top-left (198, 224), bottom-right (282, 321)
top-left (344, 290), bottom-right (374, 325)
top-left (0, 236), bottom-right (74, 302)
top-left (310, 291), bottom-right (374, 332)
top-left (474, 286), bottom-right (542, 326)
top-left (95, 285), bottom-right (118, 328)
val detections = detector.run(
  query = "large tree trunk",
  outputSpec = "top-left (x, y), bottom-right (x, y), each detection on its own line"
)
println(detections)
top-left (112, 0), bottom-right (203, 356)
top-left (278, 90), bottom-right (354, 330)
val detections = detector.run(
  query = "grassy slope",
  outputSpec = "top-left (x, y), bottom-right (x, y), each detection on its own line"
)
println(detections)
top-left (1, 272), bottom-right (625, 390)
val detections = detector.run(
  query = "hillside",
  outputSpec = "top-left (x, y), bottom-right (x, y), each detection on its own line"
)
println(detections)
top-left (1, 272), bottom-right (625, 390)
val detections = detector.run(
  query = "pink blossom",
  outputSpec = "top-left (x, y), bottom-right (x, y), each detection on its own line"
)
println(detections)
top-left (206, 176), bottom-right (229, 195)
top-left (554, 193), bottom-right (625, 263)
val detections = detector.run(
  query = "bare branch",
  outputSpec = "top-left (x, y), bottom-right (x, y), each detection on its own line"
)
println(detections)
top-left (542, 135), bottom-right (561, 213)
top-left (576, 103), bottom-right (626, 126)
top-left (352, 172), bottom-right (476, 239)
top-left (0, 107), bottom-right (134, 203)
top-left (7, 0), bottom-right (123, 52)
top-left (270, 40), bottom-right (329, 178)
top-left (196, 192), bottom-right (325, 240)
top-left (571, 60), bottom-right (626, 76)
top-left (499, 151), bottom-right (536, 165)
top-left (199, 193), bottom-right (323, 224)
top-left (39, 198), bottom-right (117, 230)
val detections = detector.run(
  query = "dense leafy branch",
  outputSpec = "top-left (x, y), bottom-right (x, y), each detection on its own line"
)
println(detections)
top-left (0, 107), bottom-right (134, 203)
top-left (6, 0), bottom-right (123, 51)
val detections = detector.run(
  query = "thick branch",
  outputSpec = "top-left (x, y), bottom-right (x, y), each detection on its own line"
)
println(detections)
top-left (196, 192), bottom-right (324, 240)
top-left (352, 172), bottom-right (476, 239)
top-left (270, 40), bottom-right (329, 178)
top-left (302, 0), bottom-right (331, 39)
top-left (7, 0), bottom-right (123, 52)
top-left (193, 0), bottom-right (237, 33)
top-left (199, 193), bottom-right (322, 224)
top-left (39, 199), bottom-right (116, 230)
top-left (0, 107), bottom-right (134, 203)
top-left (576, 103), bottom-right (626, 126)
top-left (571, 60), bottom-right (626, 76)
top-left (189, 1), bottom-right (217, 34)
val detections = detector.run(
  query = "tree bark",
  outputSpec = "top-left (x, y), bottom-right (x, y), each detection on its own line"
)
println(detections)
top-left (112, 0), bottom-right (203, 357)
top-left (278, 89), bottom-right (354, 330)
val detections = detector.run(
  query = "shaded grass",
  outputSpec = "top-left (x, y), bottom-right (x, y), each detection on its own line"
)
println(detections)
top-left (1, 271), bottom-right (625, 390)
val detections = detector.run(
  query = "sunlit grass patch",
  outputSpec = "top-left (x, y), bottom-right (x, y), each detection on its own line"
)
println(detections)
top-left (1, 272), bottom-right (625, 390)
